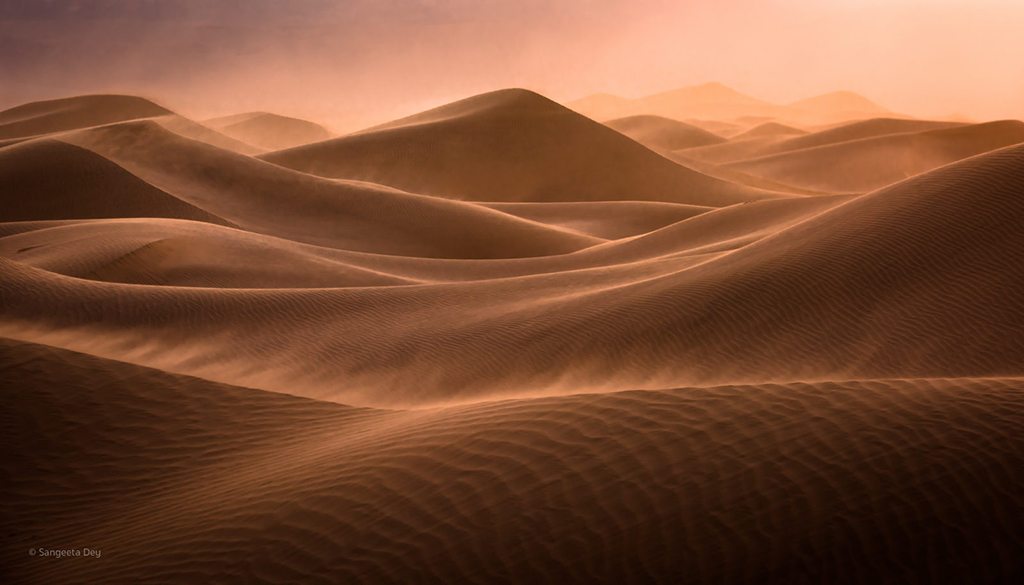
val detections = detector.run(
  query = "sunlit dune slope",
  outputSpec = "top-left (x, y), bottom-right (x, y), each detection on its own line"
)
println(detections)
top-left (261, 89), bottom-right (780, 205)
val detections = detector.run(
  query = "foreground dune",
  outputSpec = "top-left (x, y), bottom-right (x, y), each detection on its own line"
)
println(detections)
top-left (4, 88), bottom-right (1024, 583)
top-left (3, 339), bottom-right (1022, 584)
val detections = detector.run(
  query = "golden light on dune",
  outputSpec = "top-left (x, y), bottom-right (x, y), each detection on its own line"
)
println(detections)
top-left (3, 1), bottom-right (1023, 583)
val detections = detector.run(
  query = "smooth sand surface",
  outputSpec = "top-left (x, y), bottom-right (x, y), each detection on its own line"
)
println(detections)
top-left (605, 114), bottom-right (726, 151)
top-left (206, 111), bottom-right (332, 151)
top-left (4, 89), bottom-right (1024, 583)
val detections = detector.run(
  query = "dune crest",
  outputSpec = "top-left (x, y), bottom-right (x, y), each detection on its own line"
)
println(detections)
top-left (261, 88), bottom-right (782, 205)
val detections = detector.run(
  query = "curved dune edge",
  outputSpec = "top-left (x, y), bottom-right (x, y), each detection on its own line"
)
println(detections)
top-left (1, 123), bottom-right (608, 259)
top-left (3, 338), bottom-right (1022, 584)
top-left (3, 143), bottom-right (1023, 406)
top-left (261, 89), bottom-right (785, 205)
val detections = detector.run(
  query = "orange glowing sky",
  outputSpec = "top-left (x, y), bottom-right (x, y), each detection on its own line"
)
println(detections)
top-left (1, 0), bottom-right (1022, 131)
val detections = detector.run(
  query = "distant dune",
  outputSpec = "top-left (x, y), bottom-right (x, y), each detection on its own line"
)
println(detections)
top-left (729, 119), bottom-right (1024, 192)
top-left (206, 111), bottom-right (332, 151)
top-left (681, 116), bottom-right (971, 166)
top-left (732, 121), bottom-right (807, 139)
top-left (4, 89), bottom-right (1023, 584)
top-left (570, 83), bottom-right (894, 127)
top-left (605, 114), bottom-right (725, 151)
top-left (0, 94), bottom-right (170, 139)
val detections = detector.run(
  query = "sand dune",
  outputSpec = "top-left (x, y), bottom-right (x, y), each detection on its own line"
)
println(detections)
top-left (768, 117), bottom-right (964, 153)
top-left (679, 117), bottom-right (968, 167)
top-left (0, 219), bottom-right (419, 288)
top-left (5, 144), bottom-right (1023, 403)
top-left (261, 89), bottom-right (781, 205)
top-left (571, 83), bottom-right (893, 127)
top-left (153, 114), bottom-right (266, 154)
top-left (604, 114), bottom-right (725, 151)
top-left (4, 87), bottom-right (1024, 583)
top-left (730, 119), bottom-right (1024, 192)
top-left (0, 139), bottom-right (233, 225)
top-left (3, 339), bottom-right (1022, 584)
top-left (484, 200), bottom-right (711, 239)
top-left (206, 111), bottom-right (332, 151)
top-left (732, 121), bottom-right (807, 139)
top-left (786, 90), bottom-right (891, 121)
top-left (0, 94), bottom-right (170, 140)
top-left (28, 120), bottom-right (605, 258)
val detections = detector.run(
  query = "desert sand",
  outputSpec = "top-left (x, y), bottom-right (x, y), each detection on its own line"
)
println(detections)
top-left (3, 88), bottom-right (1024, 584)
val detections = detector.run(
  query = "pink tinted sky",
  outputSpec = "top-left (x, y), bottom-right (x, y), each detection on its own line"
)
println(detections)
top-left (1, 0), bottom-right (1021, 130)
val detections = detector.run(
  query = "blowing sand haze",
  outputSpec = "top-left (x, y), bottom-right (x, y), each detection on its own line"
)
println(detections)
top-left (2, 1), bottom-right (1024, 583)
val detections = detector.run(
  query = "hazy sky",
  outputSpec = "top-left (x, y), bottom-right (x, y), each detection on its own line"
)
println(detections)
top-left (2, 0), bottom-right (1022, 130)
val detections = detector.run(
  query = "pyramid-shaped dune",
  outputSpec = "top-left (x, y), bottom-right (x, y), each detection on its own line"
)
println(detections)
top-left (261, 89), bottom-right (777, 206)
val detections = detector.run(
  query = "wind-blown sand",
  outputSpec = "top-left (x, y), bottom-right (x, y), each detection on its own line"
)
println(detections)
top-left (3, 89), bottom-right (1023, 584)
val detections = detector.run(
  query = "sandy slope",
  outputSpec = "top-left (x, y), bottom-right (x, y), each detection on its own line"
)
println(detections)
top-left (4, 89), bottom-right (1024, 583)
top-left (604, 114), bottom-right (725, 151)
top-left (206, 111), bottom-right (332, 150)
top-left (261, 89), bottom-right (781, 205)
top-left (3, 339), bottom-right (1022, 584)
top-left (731, 121), bottom-right (807, 139)
top-left (729, 120), bottom-right (1024, 192)
top-left (680, 117), bottom-right (971, 167)
top-left (0, 94), bottom-right (170, 139)
top-left (5, 121), bottom-right (603, 258)
top-left (4, 144), bottom-right (1024, 404)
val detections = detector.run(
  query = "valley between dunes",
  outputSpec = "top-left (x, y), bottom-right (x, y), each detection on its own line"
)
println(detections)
top-left (2, 88), bottom-right (1023, 584)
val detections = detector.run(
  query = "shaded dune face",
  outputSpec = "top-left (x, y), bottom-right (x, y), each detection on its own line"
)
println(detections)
top-left (2, 340), bottom-right (1022, 584)
top-left (4, 89), bottom-right (1024, 584)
